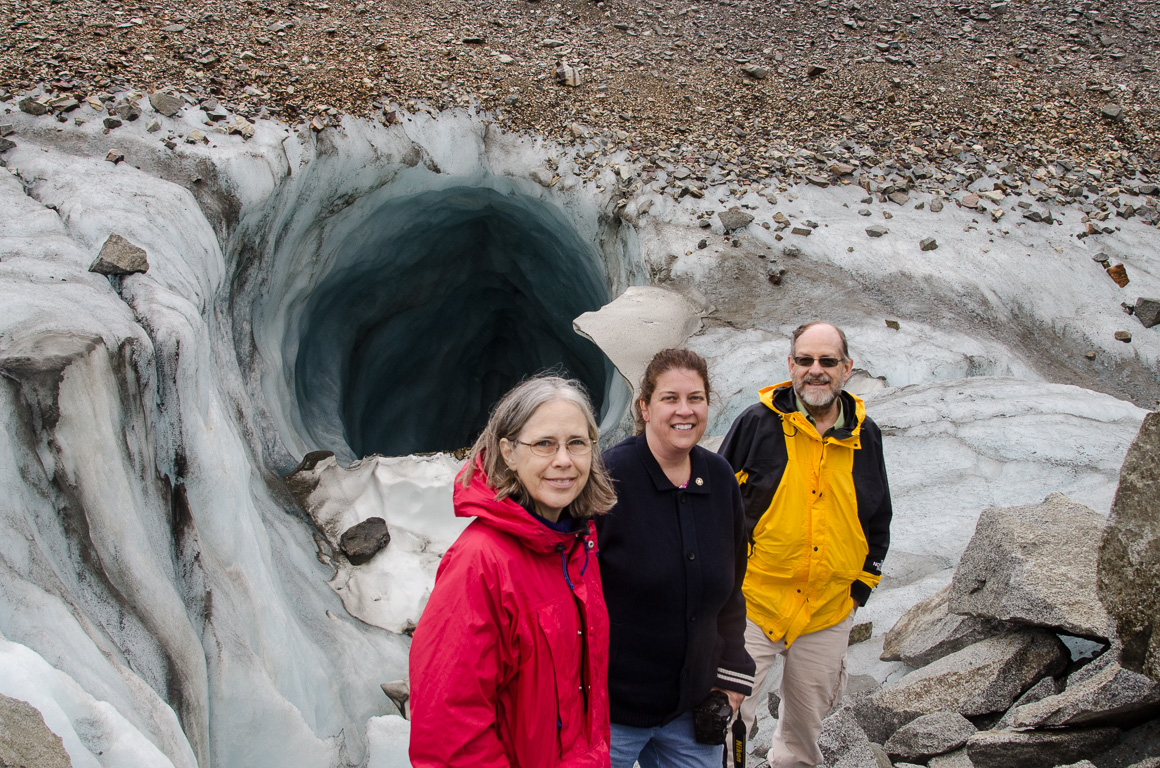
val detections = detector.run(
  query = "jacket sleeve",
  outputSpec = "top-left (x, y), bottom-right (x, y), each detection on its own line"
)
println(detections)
top-left (851, 420), bottom-right (892, 606)
top-left (409, 540), bottom-right (514, 768)
top-left (713, 472), bottom-right (756, 696)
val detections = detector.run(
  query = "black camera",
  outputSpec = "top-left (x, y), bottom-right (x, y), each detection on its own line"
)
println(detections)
top-left (692, 690), bottom-right (733, 745)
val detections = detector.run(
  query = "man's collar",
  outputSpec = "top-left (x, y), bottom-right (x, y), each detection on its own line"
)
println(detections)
top-left (794, 392), bottom-right (845, 433)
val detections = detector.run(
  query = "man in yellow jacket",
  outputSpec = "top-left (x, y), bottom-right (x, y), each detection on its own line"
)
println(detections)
top-left (719, 321), bottom-right (892, 768)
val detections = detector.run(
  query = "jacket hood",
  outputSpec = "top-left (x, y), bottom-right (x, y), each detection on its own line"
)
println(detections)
top-left (758, 381), bottom-right (866, 441)
top-left (453, 455), bottom-right (594, 555)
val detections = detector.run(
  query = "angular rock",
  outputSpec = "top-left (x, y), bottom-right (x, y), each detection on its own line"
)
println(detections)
top-left (807, 64), bottom-right (828, 77)
top-left (965, 727), bottom-right (1120, 768)
top-left (994, 674), bottom-right (1062, 729)
top-left (1102, 103), bottom-right (1125, 121)
top-left (884, 710), bottom-right (976, 762)
top-left (949, 493), bottom-right (1114, 639)
top-left (149, 90), bottom-right (184, 117)
top-left (0, 693), bottom-right (71, 768)
top-left (882, 584), bottom-right (1009, 668)
top-left (18, 97), bottom-right (48, 116)
top-left (819, 707), bottom-right (879, 768)
top-left (719, 207), bottom-right (755, 232)
top-left (930, 198), bottom-right (944, 212)
top-left (888, 191), bottom-right (910, 205)
top-left (849, 621), bottom-right (872, 645)
top-left (1099, 412), bottom-right (1160, 681)
top-left (555, 61), bottom-right (582, 87)
top-left (1012, 651), bottom-right (1160, 728)
top-left (920, 237), bottom-right (938, 251)
top-left (742, 63), bottom-right (769, 79)
top-left (859, 630), bottom-right (1067, 742)
top-left (927, 748), bottom-right (972, 768)
top-left (88, 233), bottom-right (149, 275)
top-left (791, 226), bottom-right (812, 236)
top-left (1134, 298), bottom-right (1160, 328)
top-left (339, 516), bottom-right (391, 565)
top-left (1107, 263), bottom-right (1130, 287)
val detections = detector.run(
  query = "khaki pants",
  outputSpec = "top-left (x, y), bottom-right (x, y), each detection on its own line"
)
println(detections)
top-left (735, 612), bottom-right (854, 768)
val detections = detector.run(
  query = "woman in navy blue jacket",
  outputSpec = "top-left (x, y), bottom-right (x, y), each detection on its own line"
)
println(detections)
top-left (598, 349), bottom-right (755, 768)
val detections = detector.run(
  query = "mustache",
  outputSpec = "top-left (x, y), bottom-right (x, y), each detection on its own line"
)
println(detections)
top-left (802, 375), bottom-right (832, 384)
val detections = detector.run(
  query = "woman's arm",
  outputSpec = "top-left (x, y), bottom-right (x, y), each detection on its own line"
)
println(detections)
top-left (409, 541), bottom-right (514, 768)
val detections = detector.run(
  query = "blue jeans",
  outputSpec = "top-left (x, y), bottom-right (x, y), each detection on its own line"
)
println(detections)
top-left (610, 711), bottom-right (723, 768)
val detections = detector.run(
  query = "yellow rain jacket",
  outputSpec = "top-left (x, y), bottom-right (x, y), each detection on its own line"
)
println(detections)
top-left (719, 382), bottom-right (892, 646)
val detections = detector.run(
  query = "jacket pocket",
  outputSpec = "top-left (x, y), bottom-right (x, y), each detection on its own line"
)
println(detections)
top-left (537, 600), bottom-right (583, 758)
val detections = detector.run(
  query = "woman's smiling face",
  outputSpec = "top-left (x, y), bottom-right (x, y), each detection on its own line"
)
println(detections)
top-left (499, 398), bottom-right (592, 521)
top-left (640, 367), bottom-right (709, 459)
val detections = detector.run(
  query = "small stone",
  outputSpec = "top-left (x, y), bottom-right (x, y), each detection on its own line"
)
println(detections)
top-left (88, 233), bottom-right (148, 275)
top-left (18, 97), bottom-right (48, 116)
top-left (498, 54), bottom-right (515, 65)
top-left (1115, 330), bottom-right (1133, 343)
top-left (149, 90), bottom-right (184, 117)
top-left (1106, 264), bottom-right (1130, 287)
top-left (1085, 351), bottom-right (1097, 360)
top-left (697, 239), bottom-right (708, 249)
top-left (103, 116), bottom-right (123, 130)
top-left (187, 129), bottom-right (207, 143)
top-left (719, 207), bottom-right (755, 232)
top-left (340, 517), bottom-right (391, 565)
top-left (888, 191), bottom-right (910, 205)
top-left (698, 219), bottom-right (711, 229)
top-left (462, 36), bottom-right (485, 44)
top-left (105, 150), bottom-right (124, 164)
top-left (555, 61), bottom-right (582, 87)
top-left (882, 211), bottom-right (893, 219)
top-left (146, 118), bottom-right (161, 133)
top-left (886, 320), bottom-right (900, 330)
top-left (1135, 298), bottom-right (1160, 328)
top-left (542, 38), bottom-right (566, 48)
top-left (920, 237), bottom-right (938, 251)
top-left (866, 224), bottom-right (889, 238)
top-left (742, 63), bottom-right (769, 79)
top-left (1101, 103), bottom-right (1124, 122)
top-left (962, 193), bottom-right (980, 208)
top-left (791, 226), bottom-right (812, 236)
top-left (112, 100), bottom-right (142, 121)
top-left (858, 209), bottom-right (871, 217)
top-left (807, 64), bottom-right (828, 77)
top-left (849, 621), bottom-right (873, 645)
top-left (807, 174), bottom-right (830, 188)
top-left (830, 162), bottom-right (857, 176)
top-left (0, 138), bottom-right (14, 153)
top-left (930, 198), bottom-right (944, 212)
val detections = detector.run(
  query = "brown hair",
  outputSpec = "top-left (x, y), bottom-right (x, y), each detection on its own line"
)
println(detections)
top-left (791, 321), bottom-right (850, 360)
top-left (461, 374), bottom-right (617, 518)
top-left (632, 348), bottom-right (711, 434)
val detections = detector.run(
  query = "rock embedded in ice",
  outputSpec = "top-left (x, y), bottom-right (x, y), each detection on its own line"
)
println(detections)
top-left (0, 693), bottom-right (71, 768)
top-left (950, 493), bottom-right (1114, 639)
top-left (718, 207), bottom-right (755, 232)
top-left (1135, 297), bottom-right (1160, 327)
top-left (149, 91), bottom-right (184, 117)
top-left (340, 517), bottom-right (392, 566)
top-left (88, 233), bottom-right (149, 275)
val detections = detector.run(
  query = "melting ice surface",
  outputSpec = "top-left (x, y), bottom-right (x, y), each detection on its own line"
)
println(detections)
top-left (0, 98), bottom-right (1156, 768)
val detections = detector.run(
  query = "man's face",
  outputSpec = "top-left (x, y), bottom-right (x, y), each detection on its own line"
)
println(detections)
top-left (788, 324), bottom-right (854, 411)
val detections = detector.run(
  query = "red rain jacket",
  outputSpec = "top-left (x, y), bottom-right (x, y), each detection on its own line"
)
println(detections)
top-left (409, 459), bottom-right (611, 768)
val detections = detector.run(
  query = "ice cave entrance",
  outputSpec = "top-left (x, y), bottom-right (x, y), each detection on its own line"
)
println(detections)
top-left (292, 185), bottom-right (618, 458)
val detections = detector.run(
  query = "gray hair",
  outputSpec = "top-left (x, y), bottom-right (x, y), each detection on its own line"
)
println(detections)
top-left (461, 374), bottom-right (617, 518)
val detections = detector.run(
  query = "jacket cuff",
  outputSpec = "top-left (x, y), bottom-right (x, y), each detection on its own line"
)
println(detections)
top-left (851, 580), bottom-right (873, 606)
top-left (715, 667), bottom-right (754, 696)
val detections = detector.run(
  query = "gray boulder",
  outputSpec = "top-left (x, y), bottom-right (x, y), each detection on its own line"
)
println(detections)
top-left (928, 748), bottom-right (973, 768)
top-left (859, 630), bottom-right (1067, 742)
top-left (718, 207), bottom-right (755, 232)
top-left (881, 584), bottom-right (1009, 668)
top-left (1099, 412), bottom-right (1160, 681)
top-left (950, 493), bottom-right (1113, 639)
top-left (818, 707), bottom-right (878, 768)
top-left (965, 727), bottom-right (1120, 768)
top-left (884, 710), bottom-right (976, 762)
top-left (88, 233), bottom-right (149, 276)
top-left (994, 674), bottom-right (1062, 729)
top-left (1011, 651), bottom-right (1160, 728)
top-left (149, 90), bottom-right (185, 117)
top-left (339, 517), bottom-right (391, 565)
top-left (0, 693), bottom-right (72, 768)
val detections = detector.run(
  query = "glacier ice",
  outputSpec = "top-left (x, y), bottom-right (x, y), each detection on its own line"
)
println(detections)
top-left (0, 96), bottom-right (1156, 768)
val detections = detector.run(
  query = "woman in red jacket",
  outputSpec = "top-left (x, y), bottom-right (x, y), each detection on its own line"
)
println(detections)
top-left (409, 375), bottom-right (617, 768)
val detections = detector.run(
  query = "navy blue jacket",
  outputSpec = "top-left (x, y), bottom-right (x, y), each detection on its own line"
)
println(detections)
top-left (597, 434), bottom-right (755, 728)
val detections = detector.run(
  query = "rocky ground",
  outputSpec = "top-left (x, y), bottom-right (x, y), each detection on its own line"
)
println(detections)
top-left (2, 0), bottom-right (1159, 223)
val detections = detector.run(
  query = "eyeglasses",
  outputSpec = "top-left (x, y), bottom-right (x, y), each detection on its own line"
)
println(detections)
top-left (792, 356), bottom-right (844, 369)
top-left (512, 438), bottom-right (593, 457)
